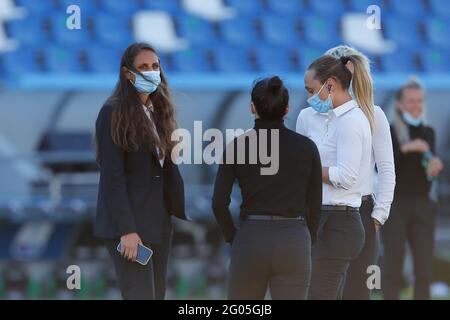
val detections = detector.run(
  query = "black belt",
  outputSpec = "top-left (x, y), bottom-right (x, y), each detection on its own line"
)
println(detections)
top-left (245, 215), bottom-right (306, 221)
top-left (321, 205), bottom-right (359, 213)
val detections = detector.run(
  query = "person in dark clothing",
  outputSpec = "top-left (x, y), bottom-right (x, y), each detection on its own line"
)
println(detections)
top-left (382, 78), bottom-right (444, 300)
top-left (212, 76), bottom-right (323, 300)
top-left (95, 43), bottom-right (189, 300)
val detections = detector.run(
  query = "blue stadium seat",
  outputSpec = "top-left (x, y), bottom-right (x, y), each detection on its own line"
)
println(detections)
top-left (226, 0), bottom-right (265, 15)
top-left (221, 17), bottom-right (259, 46)
top-left (172, 49), bottom-right (210, 72)
top-left (93, 14), bottom-right (133, 49)
top-left (50, 14), bottom-right (90, 47)
top-left (86, 46), bottom-right (121, 73)
top-left (421, 48), bottom-right (450, 72)
top-left (383, 16), bottom-right (422, 49)
top-left (254, 46), bottom-right (296, 72)
top-left (176, 15), bottom-right (218, 46)
top-left (348, 0), bottom-right (384, 12)
top-left (426, 17), bottom-right (450, 49)
top-left (1, 49), bottom-right (40, 75)
top-left (43, 47), bottom-right (84, 73)
top-left (302, 15), bottom-right (341, 48)
top-left (15, 0), bottom-right (56, 15)
top-left (142, 0), bottom-right (180, 13)
top-left (294, 46), bottom-right (327, 71)
top-left (58, 0), bottom-right (98, 14)
top-left (7, 17), bottom-right (47, 47)
top-left (101, 0), bottom-right (141, 15)
top-left (260, 15), bottom-right (301, 47)
top-left (309, 0), bottom-right (345, 16)
top-left (266, 0), bottom-right (306, 15)
top-left (430, 0), bottom-right (450, 18)
top-left (390, 0), bottom-right (426, 18)
top-left (212, 46), bottom-right (253, 72)
top-left (381, 51), bottom-right (418, 72)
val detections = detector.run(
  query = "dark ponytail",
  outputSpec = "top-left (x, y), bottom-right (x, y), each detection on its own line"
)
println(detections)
top-left (251, 76), bottom-right (289, 121)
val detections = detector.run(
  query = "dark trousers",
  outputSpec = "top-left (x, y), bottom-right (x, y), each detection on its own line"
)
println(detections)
top-left (308, 210), bottom-right (365, 300)
top-left (342, 197), bottom-right (379, 300)
top-left (228, 219), bottom-right (312, 300)
top-left (382, 195), bottom-right (437, 300)
top-left (104, 214), bottom-right (173, 300)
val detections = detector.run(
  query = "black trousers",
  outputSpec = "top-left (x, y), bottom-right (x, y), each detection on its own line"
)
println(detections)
top-left (104, 213), bottom-right (173, 300)
top-left (228, 219), bottom-right (312, 300)
top-left (342, 197), bottom-right (380, 300)
top-left (308, 209), bottom-right (365, 300)
top-left (382, 195), bottom-right (437, 300)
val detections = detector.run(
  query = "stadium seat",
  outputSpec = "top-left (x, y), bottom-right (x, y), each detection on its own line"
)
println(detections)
top-left (260, 14), bottom-right (301, 47)
top-left (212, 45), bottom-right (253, 72)
top-left (182, 0), bottom-right (236, 21)
top-left (309, 0), bottom-right (345, 16)
top-left (294, 45), bottom-right (327, 71)
top-left (381, 51), bottom-right (418, 72)
top-left (220, 17), bottom-right (259, 46)
top-left (142, 0), bottom-right (181, 13)
top-left (172, 49), bottom-right (211, 72)
top-left (93, 14), bottom-right (132, 49)
top-left (101, 0), bottom-right (140, 15)
top-left (133, 11), bottom-right (188, 52)
top-left (15, 0), bottom-right (56, 15)
top-left (0, 0), bottom-right (25, 19)
top-left (86, 46), bottom-right (121, 73)
top-left (266, 0), bottom-right (306, 15)
top-left (383, 16), bottom-right (422, 49)
top-left (390, 0), bottom-right (427, 18)
top-left (254, 46), bottom-right (297, 72)
top-left (226, 0), bottom-right (265, 15)
top-left (6, 17), bottom-right (47, 47)
top-left (426, 17), bottom-right (450, 49)
top-left (348, 0), bottom-right (384, 12)
top-left (43, 47), bottom-right (84, 73)
top-left (430, 0), bottom-right (450, 18)
top-left (1, 49), bottom-right (40, 75)
top-left (58, 0), bottom-right (98, 14)
top-left (50, 14), bottom-right (90, 47)
top-left (302, 15), bottom-right (341, 48)
top-left (421, 48), bottom-right (450, 72)
top-left (176, 15), bottom-right (218, 46)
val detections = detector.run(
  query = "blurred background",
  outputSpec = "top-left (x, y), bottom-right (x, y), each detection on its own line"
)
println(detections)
top-left (0, 0), bottom-right (449, 299)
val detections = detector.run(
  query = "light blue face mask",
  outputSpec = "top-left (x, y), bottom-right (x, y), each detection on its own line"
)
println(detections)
top-left (307, 82), bottom-right (333, 113)
top-left (130, 70), bottom-right (161, 94)
top-left (402, 111), bottom-right (423, 127)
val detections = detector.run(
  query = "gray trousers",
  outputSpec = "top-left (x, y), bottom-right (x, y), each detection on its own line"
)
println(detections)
top-left (308, 210), bottom-right (365, 300)
top-left (228, 219), bottom-right (312, 300)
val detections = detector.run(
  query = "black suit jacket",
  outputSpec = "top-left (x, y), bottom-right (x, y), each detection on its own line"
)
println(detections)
top-left (94, 102), bottom-right (189, 244)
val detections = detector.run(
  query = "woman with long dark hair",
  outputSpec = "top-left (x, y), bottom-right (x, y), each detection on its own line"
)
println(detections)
top-left (94, 42), bottom-right (189, 300)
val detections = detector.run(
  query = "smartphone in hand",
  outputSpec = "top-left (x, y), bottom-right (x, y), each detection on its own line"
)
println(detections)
top-left (117, 242), bottom-right (153, 266)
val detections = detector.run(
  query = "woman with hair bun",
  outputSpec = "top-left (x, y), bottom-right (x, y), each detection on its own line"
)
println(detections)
top-left (212, 76), bottom-right (323, 300)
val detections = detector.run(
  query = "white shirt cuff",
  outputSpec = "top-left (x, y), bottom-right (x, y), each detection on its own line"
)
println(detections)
top-left (328, 166), bottom-right (341, 189)
top-left (371, 207), bottom-right (389, 225)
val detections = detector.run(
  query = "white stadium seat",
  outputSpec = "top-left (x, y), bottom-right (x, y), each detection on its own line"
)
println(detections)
top-left (182, 0), bottom-right (236, 21)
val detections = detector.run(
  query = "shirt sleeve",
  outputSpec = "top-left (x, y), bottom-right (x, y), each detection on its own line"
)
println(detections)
top-left (371, 107), bottom-right (396, 225)
top-left (211, 142), bottom-right (237, 244)
top-left (328, 119), bottom-right (364, 190)
top-left (296, 109), bottom-right (307, 135)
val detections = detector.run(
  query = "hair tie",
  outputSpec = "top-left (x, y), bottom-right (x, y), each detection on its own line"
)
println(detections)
top-left (340, 56), bottom-right (350, 65)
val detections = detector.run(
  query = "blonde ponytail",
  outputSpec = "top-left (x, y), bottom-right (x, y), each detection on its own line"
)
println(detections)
top-left (348, 55), bottom-right (376, 135)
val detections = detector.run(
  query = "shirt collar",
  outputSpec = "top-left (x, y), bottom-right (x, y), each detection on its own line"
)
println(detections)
top-left (329, 99), bottom-right (358, 118)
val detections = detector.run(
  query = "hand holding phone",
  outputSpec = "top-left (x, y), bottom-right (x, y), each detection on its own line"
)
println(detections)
top-left (117, 242), bottom-right (153, 266)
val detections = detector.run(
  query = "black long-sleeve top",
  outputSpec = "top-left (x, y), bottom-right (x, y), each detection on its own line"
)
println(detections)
top-left (211, 118), bottom-right (322, 244)
top-left (391, 123), bottom-right (436, 197)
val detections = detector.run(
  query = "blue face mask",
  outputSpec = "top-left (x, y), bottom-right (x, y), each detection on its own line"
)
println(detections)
top-left (402, 111), bottom-right (423, 127)
top-left (307, 82), bottom-right (333, 113)
top-left (130, 70), bottom-right (161, 94)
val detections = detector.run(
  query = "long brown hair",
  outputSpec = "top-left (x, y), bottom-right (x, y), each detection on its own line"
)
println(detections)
top-left (106, 42), bottom-right (177, 158)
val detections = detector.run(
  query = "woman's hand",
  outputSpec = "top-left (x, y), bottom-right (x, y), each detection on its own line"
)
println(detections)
top-left (373, 218), bottom-right (381, 232)
top-left (120, 233), bottom-right (142, 262)
top-left (428, 156), bottom-right (444, 177)
top-left (401, 139), bottom-right (430, 154)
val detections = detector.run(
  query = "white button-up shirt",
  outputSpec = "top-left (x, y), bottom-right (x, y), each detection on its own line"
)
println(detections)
top-left (296, 104), bottom-right (395, 224)
top-left (296, 100), bottom-right (372, 209)
top-left (143, 104), bottom-right (165, 167)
